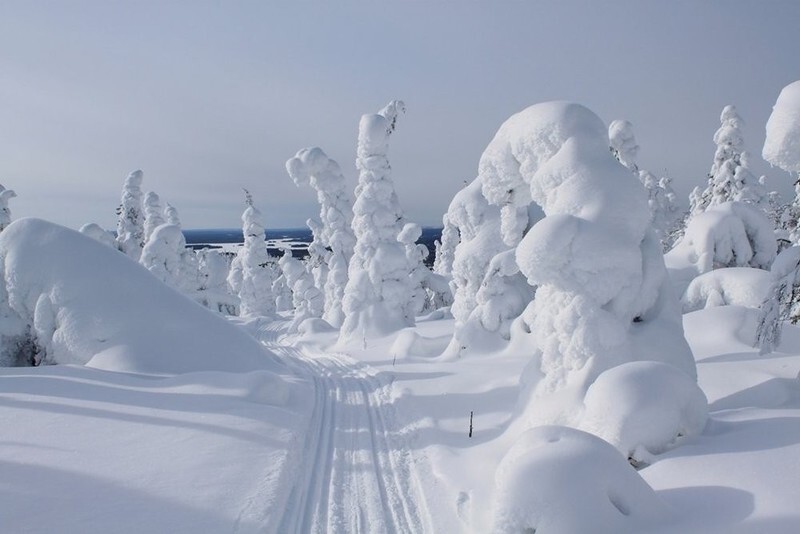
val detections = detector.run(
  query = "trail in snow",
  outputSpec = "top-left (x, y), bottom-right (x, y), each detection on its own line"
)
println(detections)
top-left (259, 322), bottom-right (433, 534)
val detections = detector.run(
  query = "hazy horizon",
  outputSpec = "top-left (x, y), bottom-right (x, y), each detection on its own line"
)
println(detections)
top-left (2, 1), bottom-right (800, 230)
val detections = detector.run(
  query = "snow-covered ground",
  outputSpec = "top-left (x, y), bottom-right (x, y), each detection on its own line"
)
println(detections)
top-left (4, 301), bottom-right (799, 532)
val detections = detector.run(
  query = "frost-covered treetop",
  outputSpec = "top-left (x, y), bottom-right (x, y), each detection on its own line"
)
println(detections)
top-left (0, 184), bottom-right (17, 232)
top-left (124, 169), bottom-right (143, 189)
top-left (164, 203), bottom-right (181, 227)
top-left (398, 222), bottom-right (422, 244)
top-left (712, 105), bottom-right (745, 168)
top-left (608, 119), bottom-right (640, 171)
top-left (764, 80), bottom-right (800, 173)
top-left (378, 99), bottom-right (406, 133)
top-left (478, 101), bottom-right (613, 245)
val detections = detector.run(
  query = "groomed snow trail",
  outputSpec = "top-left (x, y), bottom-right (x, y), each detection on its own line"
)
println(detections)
top-left (260, 322), bottom-right (433, 534)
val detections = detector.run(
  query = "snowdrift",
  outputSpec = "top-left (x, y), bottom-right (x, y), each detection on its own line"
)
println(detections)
top-left (0, 218), bottom-right (285, 375)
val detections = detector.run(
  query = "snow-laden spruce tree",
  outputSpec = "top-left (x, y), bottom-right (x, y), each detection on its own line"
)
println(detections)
top-left (339, 100), bottom-right (413, 342)
top-left (286, 146), bottom-right (356, 328)
top-left (197, 249), bottom-right (237, 315)
top-left (481, 102), bottom-right (696, 429)
top-left (433, 212), bottom-right (458, 276)
top-left (116, 170), bottom-right (145, 260)
top-left (764, 80), bottom-right (800, 244)
top-left (608, 119), bottom-right (640, 172)
top-left (159, 203), bottom-right (199, 294)
top-left (140, 223), bottom-right (185, 288)
top-left (609, 120), bottom-right (681, 247)
top-left (690, 105), bottom-right (767, 216)
top-left (278, 247), bottom-right (323, 331)
top-left (229, 190), bottom-right (276, 317)
top-left (142, 191), bottom-right (166, 243)
top-left (0, 184), bottom-right (16, 232)
top-left (305, 218), bottom-right (329, 294)
top-left (398, 223), bottom-right (433, 316)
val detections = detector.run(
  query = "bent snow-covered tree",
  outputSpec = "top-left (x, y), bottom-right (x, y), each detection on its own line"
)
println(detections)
top-left (230, 191), bottom-right (277, 318)
top-left (286, 146), bottom-right (356, 327)
top-left (339, 100), bottom-right (413, 342)
top-left (477, 102), bottom-right (697, 429)
top-left (116, 170), bottom-right (145, 260)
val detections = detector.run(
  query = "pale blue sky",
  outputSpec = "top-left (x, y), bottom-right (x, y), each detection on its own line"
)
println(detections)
top-left (1, 1), bottom-right (799, 229)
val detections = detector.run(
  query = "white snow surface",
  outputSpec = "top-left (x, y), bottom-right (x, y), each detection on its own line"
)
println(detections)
top-left (763, 79), bottom-right (800, 173)
top-left (492, 425), bottom-right (671, 533)
top-left (578, 361), bottom-right (709, 463)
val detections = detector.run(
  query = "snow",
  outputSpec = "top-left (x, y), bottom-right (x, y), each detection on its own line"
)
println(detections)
top-left (763, 79), bottom-right (800, 173)
top-left (0, 218), bottom-right (283, 375)
top-left (491, 425), bottom-right (671, 533)
top-left (682, 267), bottom-right (772, 312)
top-left (578, 361), bottom-right (709, 464)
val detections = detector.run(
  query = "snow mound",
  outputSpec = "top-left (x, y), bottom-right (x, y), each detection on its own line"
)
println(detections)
top-left (578, 361), bottom-right (708, 464)
top-left (390, 329), bottom-right (451, 360)
top-left (0, 218), bottom-right (284, 375)
top-left (492, 425), bottom-right (670, 533)
top-left (763, 80), bottom-right (800, 173)
top-left (682, 267), bottom-right (773, 313)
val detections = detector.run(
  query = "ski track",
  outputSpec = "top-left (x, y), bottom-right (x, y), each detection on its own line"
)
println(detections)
top-left (261, 321), bottom-right (432, 534)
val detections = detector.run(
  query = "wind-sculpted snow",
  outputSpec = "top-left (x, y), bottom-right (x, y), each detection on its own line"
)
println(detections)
top-left (578, 361), bottom-right (709, 464)
top-left (492, 426), bottom-right (670, 533)
top-left (764, 80), bottom-right (800, 174)
top-left (495, 102), bottom-right (696, 429)
top-left (0, 218), bottom-right (284, 375)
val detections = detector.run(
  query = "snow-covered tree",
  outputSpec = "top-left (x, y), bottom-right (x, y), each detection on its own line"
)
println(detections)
top-left (143, 191), bottom-right (166, 243)
top-left (140, 224), bottom-right (185, 288)
top-left (197, 249), bottom-right (237, 315)
top-left (339, 100), bottom-right (413, 342)
top-left (608, 119), bottom-right (640, 172)
top-left (691, 106), bottom-right (767, 216)
top-left (755, 246), bottom-right (800, 354)
top-left (433, 212), bottom-right (458, 276)
top-left (608, 120), bottom-right (681, 248)
top-left (230, 190), bottom-right (276, 317)
top-left (0, 184), bottom-right (16, 232)
top-left (79, 223), bottom-right (117, 249)
top-left (305, 218), bottom-right (329, 295)
top-left (480, 102), bottom-right (696, 429)
top-left (286, 146), bottom-right (356, 328)
top-left (278, 248), bottom-right (323, 331)
top-left (116, 170), bottom-right (145, 260)
top-left (764, 80), bottom-right (800, 245)
top-left (398, 223), bottom-right (431, 316)
top-left (154, 203), bottom-right (199, 294)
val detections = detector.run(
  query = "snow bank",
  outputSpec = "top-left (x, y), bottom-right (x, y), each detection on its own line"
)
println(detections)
top-left (0, 218), bottom-right (284, 375)
top-left (763, 80), bottom-right (800, 173)
top-left (578, 361), bottom-right (708, 464)
top-left (492, 425), bottom-right (670, 533)
top-left (682, 267), bottom-right (772, 313)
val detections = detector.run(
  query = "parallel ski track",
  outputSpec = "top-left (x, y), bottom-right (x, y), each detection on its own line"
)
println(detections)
top-left (261, 322), bottom-right (432, 534)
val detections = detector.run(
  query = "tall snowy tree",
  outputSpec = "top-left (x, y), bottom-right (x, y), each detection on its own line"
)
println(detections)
top-left (142, 191), bottom-right (166, 243)
top-left (608, 120), bottom-right (680, 249)
top-left (278, 247), bottom-right (323, 331)
top-left (0, 184), bottom-right (16, 232)
top-left (691, 106), bottom-right (767, 216)
top-left (286, 146), bottom-right (356, 327)
top-left (339, 100), bottom-right (413, 342)
top-left (140, 223), bottom-right (185, 289)
top-left (230, 190), bottom-right (276, 317)
top-left (433, 213), bottom-right (458, 276)
top-left (116, 170), bottom-right (145, 260)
